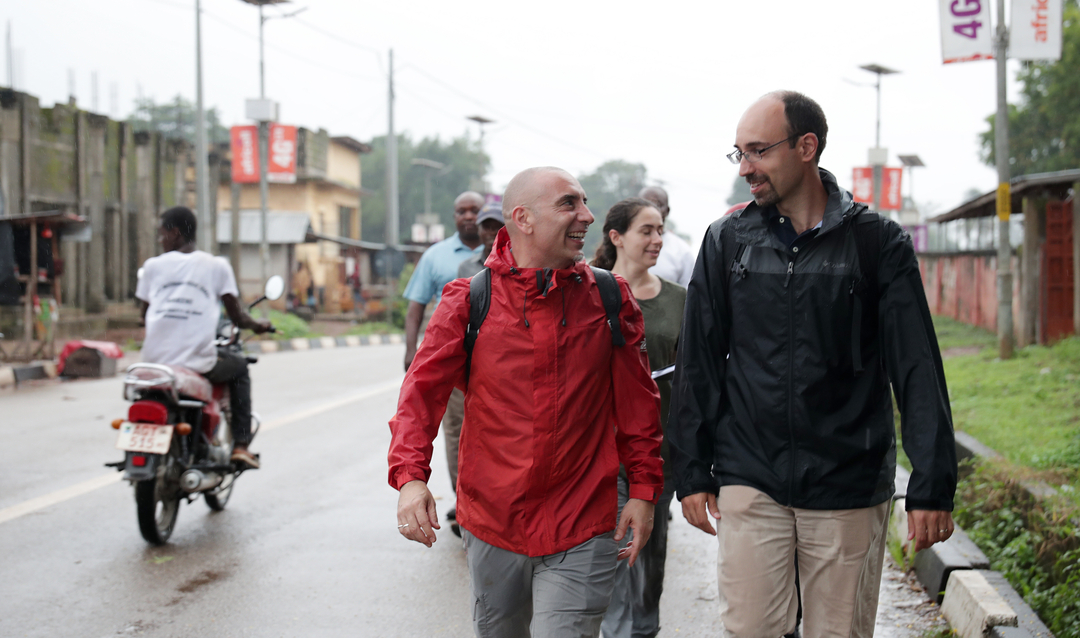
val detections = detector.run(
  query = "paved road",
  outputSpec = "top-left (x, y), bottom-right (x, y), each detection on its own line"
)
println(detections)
top-left (0, 344), bottom-right (941, 637)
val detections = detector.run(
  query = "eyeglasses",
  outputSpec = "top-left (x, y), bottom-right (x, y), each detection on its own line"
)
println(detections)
top-left (726, 135), bottom-right (797, 165)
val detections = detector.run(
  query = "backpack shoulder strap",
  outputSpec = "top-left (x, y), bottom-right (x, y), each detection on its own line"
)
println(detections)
top-left (720, 222), bottom-right (747, 305)
top-left (463, 268), bottom-right (491, 386)
top-left (848, 205), bottom-right (881, 376)
top-left (590, 266), bottom-right (626, 347)
top-left (850, 204), bottom-right (880, 296)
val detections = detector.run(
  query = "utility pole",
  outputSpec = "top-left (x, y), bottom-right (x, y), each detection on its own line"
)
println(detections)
top-left (859, 64), bottom-right (898, 213)
top-left (994, 0), bottom-right (1015, 359)
top-left (5, 21), bottom-right (12, 88)
top-left (195, 0), bottom-right (212, 253)
top-left (386, 49), bottom-right (399, 247)
top-left (258, 2), bottom-right (270, 287)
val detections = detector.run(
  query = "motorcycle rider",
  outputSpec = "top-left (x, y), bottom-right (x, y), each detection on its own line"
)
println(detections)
top-left (136, 206), bottom-right (272, 469)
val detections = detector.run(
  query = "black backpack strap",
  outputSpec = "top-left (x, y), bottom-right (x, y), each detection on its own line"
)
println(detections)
top-left (463, 268), bottom-right (491, 387)
top-left (720, 222), bottom-right (748, 309)
top-left (848, 205), bottom-right (880, 376)
top-left (590, 266), bottom-right (626, 347)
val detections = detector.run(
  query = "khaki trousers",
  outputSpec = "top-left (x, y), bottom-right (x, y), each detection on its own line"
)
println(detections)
top-left (716, 485), bottom-right (890, 638)
top-left (443, 387), bottom-right (465, 492)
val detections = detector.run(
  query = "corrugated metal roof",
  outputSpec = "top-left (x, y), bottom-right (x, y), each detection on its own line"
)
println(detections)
top-left (929, 169), bottom-right (1080, 223)
top-left (217, 211), bottom-right (313, 244)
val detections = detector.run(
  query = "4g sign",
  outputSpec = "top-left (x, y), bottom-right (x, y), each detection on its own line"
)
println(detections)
top-left (940, 0), bottom-right (994, 63)
top-left (229, 124), bottom-right (298, 184)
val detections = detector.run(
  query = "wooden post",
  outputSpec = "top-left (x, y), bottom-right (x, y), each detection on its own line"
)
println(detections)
top-left (230, 180), bottom-right (241, 284)
top-left (117, 123), bottom-right (129, 301)
top-left (20, 92), bottom-right (33, 355)
top-left (1074, 182), bottom-right (1079, 337)
top-left (1020, 197), bottom-right (1043, 346)
top-left (86, 114), bottom-right (106, 313)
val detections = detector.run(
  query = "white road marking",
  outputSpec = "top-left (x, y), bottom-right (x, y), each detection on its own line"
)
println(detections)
top-left (0, 377), bottom-right (403, 526)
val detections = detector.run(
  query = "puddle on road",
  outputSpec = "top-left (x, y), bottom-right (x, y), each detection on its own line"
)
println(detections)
top-left (177, 569), bottom-right (226, 593)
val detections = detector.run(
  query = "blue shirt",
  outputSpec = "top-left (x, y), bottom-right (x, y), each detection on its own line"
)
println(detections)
top-left (403, 233), bottom-right (482, 307)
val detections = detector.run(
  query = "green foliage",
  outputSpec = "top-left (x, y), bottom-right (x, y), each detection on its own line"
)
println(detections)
top-left (361, 133), bottom-right (489, 244)
top-left (954, 462), bottom-right (1080, 638)
top-left (342, 321), bottom-right (402, 336)
top-left (265, 309), bottom-right (320, 340)
top-left (932, 315), bottom-right (998, 351)
top-left (128, 95), bottom-right (229, 145)
top-left (726, 175), bottom-right (753, 207)
top-left (387, 262), bottom-right (416, 329)
top-left (944, 336), bottom-right (1080, 474)
top-left (980, 0), bottom-right (1080, 174)
top-left (576, 160), bottom-right (650, 258)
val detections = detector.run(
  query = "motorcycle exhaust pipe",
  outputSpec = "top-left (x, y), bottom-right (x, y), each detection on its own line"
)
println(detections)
top-left (180, 469), bottom-right (224, 493)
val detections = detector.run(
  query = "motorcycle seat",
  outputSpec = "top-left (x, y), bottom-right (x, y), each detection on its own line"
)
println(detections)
top-left (127, 364), bottom-right (214, 403)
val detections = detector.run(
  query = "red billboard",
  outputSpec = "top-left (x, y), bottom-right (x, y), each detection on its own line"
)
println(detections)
top-left (230, 125), bottom-right (259, 184)
top-left (852, 167), bottom-right (873, 203)
top-left (880, 167), bottom-right (903, 211)
top-left (229, 124), bottom-right (298, 184)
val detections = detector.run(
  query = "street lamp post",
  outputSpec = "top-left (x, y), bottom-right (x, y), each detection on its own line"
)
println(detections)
top-left (239, 0), bottom-right (304, 291)
top-left (993, 0), bottom-right (1015, 359)
top-left (858, 64), bottom-right (899, 212)
top-left (194, 0), bottom-right (211, 253)
top-left (466, 115), bottom-right (495, 193)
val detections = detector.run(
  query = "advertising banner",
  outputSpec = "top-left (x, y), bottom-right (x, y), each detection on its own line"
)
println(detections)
top-left (880, 168), bottom-right (904, 211)
top-left (940, 0), bottom-right (994, 63)
top-left (267, 124), bottom-right (297, 184)
top-left (1010, 0), bottom-right (1062, 60)
top-left (229, 124), bottom-right (298, 184)
top-left (852, 167), bottom-right (874, 204)
top-left (230, 125), bottom-right (259, 184)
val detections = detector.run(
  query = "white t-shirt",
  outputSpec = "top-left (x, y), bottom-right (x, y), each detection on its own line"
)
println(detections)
top-left (650, 230), bottom-right (698, 288)
top-left (136, 250), bottom-right (239, 373)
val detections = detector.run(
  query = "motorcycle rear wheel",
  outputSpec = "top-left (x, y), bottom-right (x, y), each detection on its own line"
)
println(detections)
top-left (135, 456), bottom-right (181, 545)
top-left (204, 473), bottom-right (236, 511)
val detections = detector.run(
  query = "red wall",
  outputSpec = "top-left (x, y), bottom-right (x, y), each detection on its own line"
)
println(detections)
top-left (919, 252), bottom-right (1021, 337)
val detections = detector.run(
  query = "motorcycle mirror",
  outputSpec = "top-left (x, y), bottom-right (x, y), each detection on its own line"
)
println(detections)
top-left (264, 275), bottom-right (285, 302)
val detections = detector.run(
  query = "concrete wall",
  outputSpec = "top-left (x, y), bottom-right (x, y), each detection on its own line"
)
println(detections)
top-left (0, 89), bottom-right (189, 317)
top-left (919, 251), bottom-right (1023, 339)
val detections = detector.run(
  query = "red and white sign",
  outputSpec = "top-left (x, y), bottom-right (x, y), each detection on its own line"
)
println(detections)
top-left (880, 168), bottom-right (903, 211)
top-left (940, 0), bottom-right (994, 63)
top-left (230, 125), bottom-right (259, 184)
top-left (1010, 0), bottom-right (1062, 61)
top-left (852, 167), bottom-right (874, 203)
top-left (268, 124), bottom-right (297, 184)
top-left (229, 124), bottom-right (298, 184)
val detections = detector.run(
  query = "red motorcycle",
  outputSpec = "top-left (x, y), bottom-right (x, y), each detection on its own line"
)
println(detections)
top-left (107, 276), bottom-right (283, 545)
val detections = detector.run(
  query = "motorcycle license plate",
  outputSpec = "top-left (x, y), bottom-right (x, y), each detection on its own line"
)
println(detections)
top-left (115, 423), bottom-right (174, 454)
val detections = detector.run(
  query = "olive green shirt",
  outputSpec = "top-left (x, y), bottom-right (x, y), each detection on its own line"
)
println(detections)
top-left (633, 277), bottom-right (686, 481)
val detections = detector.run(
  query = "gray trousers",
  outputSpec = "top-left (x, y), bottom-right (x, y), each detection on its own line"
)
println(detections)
top-left (463, 530), bottom-right (619, 638)
top-left (601, 476), bottom-right (674, 638)
top-left (443, 387), bottom-right (465, 491)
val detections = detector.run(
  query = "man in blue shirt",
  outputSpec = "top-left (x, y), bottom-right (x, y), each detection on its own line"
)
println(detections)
top-left (403, 190), bottom-right (483, 532)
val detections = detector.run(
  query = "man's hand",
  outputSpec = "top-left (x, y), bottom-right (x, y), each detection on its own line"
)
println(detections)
top-left (252, 319), bottom-right (273, 334)
top-left (681, 491), bottom-right (720, 536)
top-left (404, 346), bottom-right (417, 372)
top-left (907, 510), bottom-right (954, 553)
top-left (396, 480), bottom-right (440, 547)
top-left (615, 498), bottom-right (655, 567)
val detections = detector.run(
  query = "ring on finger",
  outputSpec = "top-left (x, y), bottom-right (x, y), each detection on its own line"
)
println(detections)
top-left (938, 529), bottom-right (949, 534)
top-left (397, 523), bottom-right (409, 529)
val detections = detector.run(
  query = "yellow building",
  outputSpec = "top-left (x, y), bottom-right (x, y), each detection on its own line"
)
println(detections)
top-left (216, 129), bottom-right (370, 313)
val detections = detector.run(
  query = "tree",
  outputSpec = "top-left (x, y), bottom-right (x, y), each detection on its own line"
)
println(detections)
top-left (128, 95), bottom-right (228, 145)
top-left (576, 160), bottom-right (649, 257)
top-left (361, 133), bottom-right (489, 244)
top-left (726, 175), bottom-right (753, 207)
top-left (980, 0), bottom-right (1080, 174)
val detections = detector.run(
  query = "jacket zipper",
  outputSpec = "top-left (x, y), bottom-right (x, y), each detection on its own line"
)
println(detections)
top-left (786, 255), bottom-right (796, 505)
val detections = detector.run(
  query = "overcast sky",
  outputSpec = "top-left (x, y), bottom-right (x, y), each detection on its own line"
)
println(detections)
top-left (7, 0), bottom-right (1022, 245)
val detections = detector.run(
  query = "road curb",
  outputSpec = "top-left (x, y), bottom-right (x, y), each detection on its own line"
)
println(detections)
top-left (941, 570), bottom-right (1018, 638)
top-left (894, 457), bottom-right (1058, 637)
top-left (245, 332), bottom-right (402, 355)
top-left (0, 361), bottom-right (59, 388)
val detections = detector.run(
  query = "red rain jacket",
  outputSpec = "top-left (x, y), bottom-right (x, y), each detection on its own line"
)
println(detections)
top-left (388, 229), bottom-right (664, 557)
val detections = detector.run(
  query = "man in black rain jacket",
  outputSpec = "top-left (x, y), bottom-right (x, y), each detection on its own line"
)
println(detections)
top-left (669, 91), bottom-right (956, 638)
